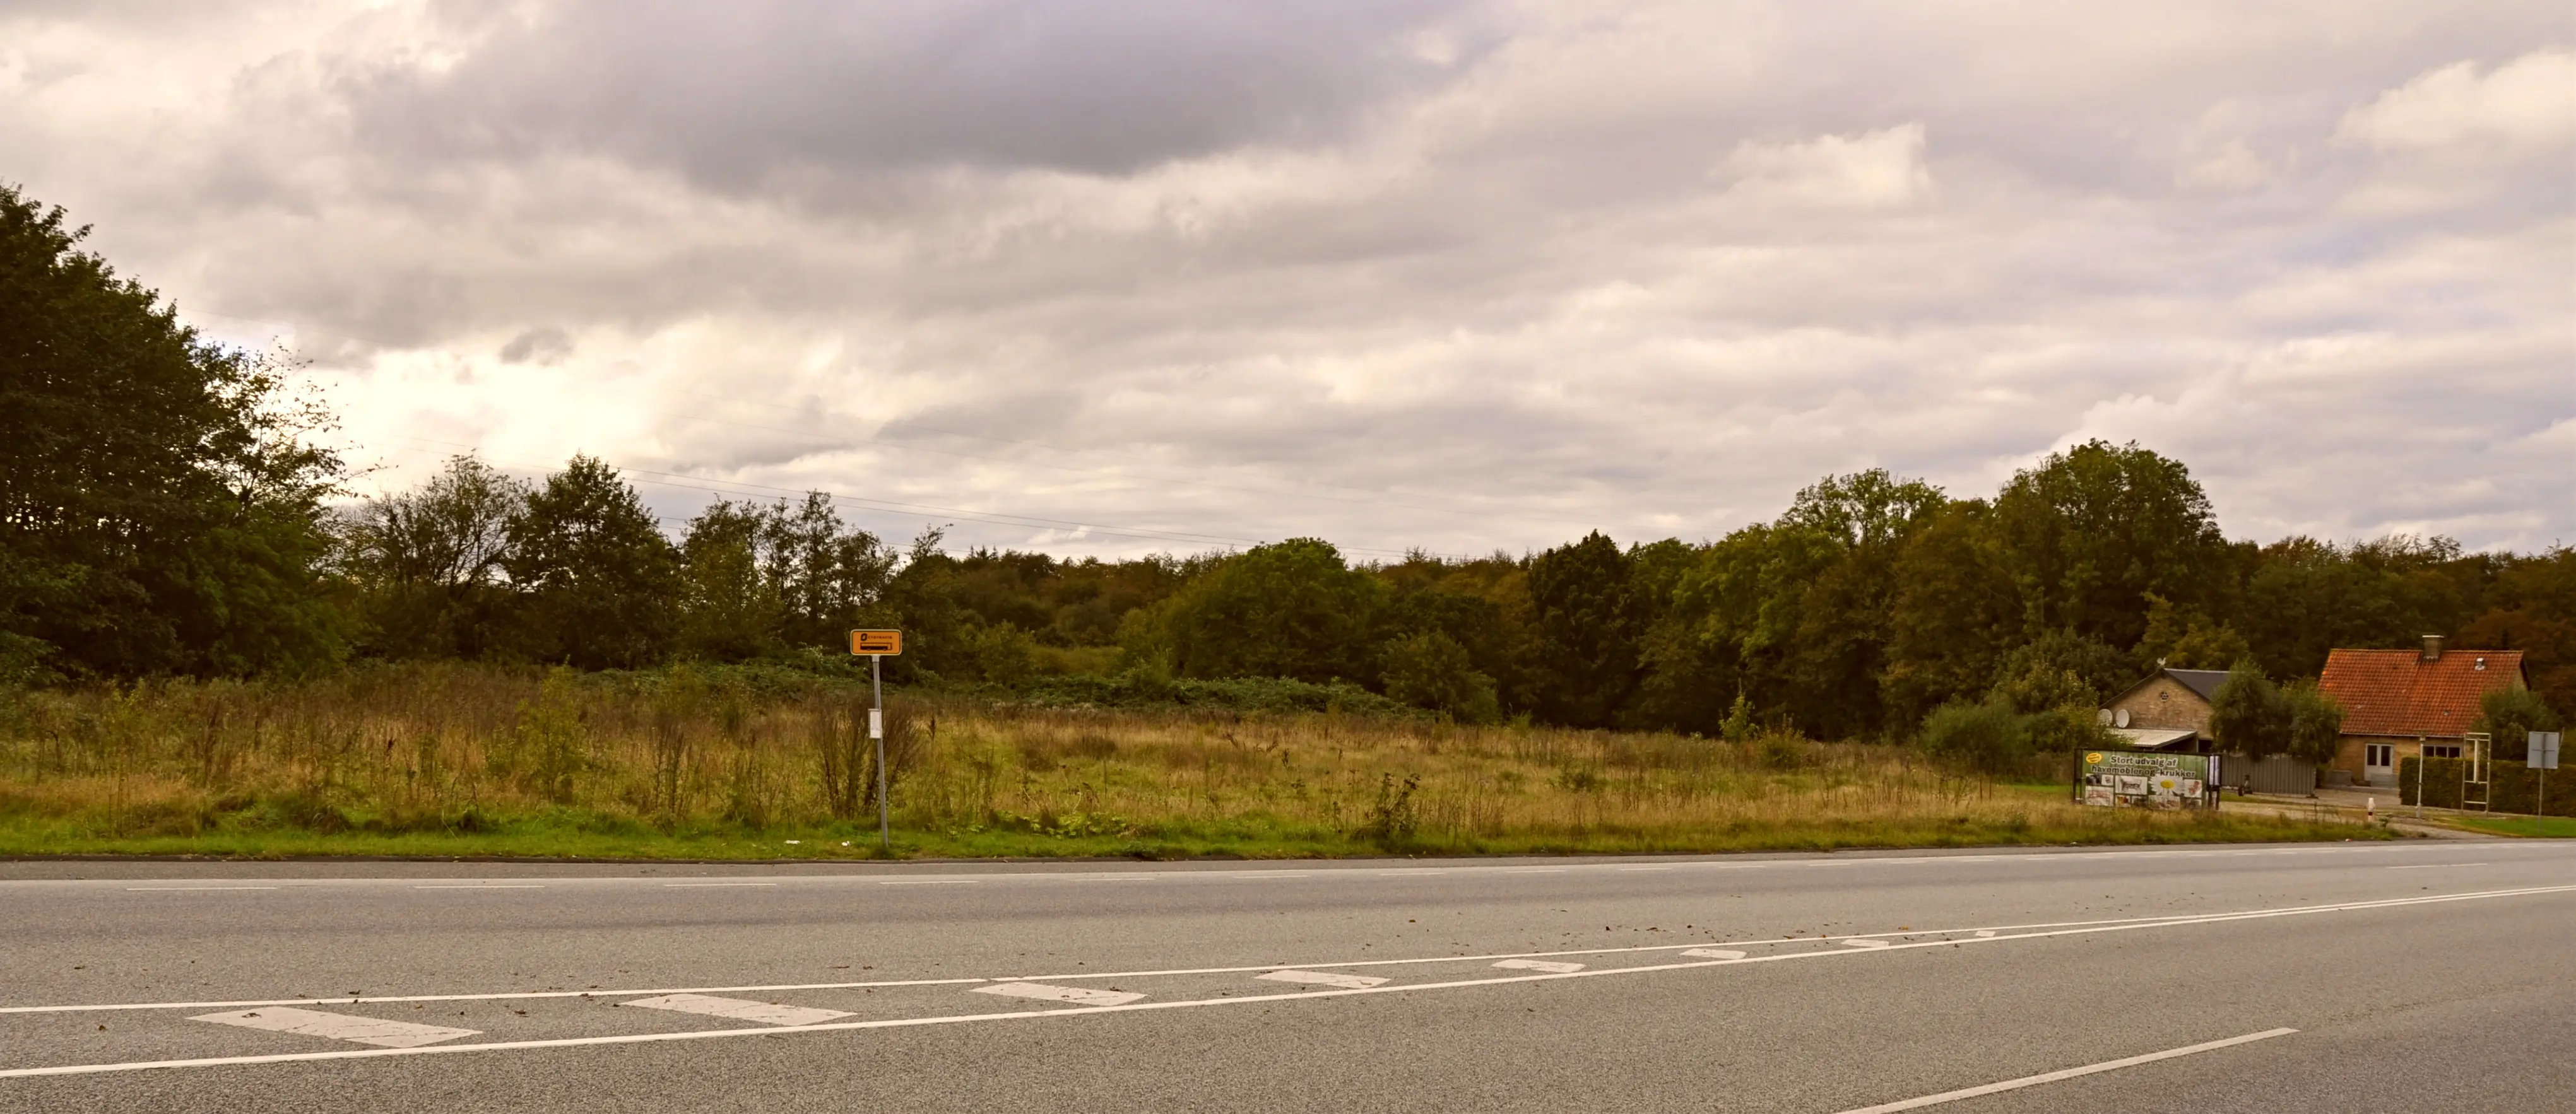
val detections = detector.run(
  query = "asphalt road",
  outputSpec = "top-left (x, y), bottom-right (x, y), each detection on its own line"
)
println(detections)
top-left (2, 839), bottom-right (2570, 1113)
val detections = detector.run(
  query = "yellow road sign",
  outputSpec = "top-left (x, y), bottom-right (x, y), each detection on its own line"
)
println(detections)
top-left (849, 630), bottom-right (903, 656)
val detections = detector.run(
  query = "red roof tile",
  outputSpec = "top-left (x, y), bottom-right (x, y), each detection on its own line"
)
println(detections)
top-left (2319, 648), bottom-right (2526, 739)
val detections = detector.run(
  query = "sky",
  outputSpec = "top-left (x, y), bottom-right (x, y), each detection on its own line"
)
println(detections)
top-left (5, 1), bottom-right (2571, 560)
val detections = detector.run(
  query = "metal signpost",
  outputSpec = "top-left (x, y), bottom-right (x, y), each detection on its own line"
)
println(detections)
top-left (849, 630), bottom-right (904, 850)
top-left (2534, 730), bottom-right (2561, 819)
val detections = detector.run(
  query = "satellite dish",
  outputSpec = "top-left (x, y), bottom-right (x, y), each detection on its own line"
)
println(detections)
top-left (2096, 709), bottom-right (2113, 725)
top-left (2115, 709), bottom-right (2131, 729)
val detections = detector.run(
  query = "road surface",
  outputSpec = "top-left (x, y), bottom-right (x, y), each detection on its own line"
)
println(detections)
top-left (2, 839), bottom-right (2569, 1112)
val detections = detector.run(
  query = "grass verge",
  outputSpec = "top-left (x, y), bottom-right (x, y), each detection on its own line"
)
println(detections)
top-left (1, 664), bottom-right (2386, 860)
top-left (2450, 815), bottom-right (2576, 839)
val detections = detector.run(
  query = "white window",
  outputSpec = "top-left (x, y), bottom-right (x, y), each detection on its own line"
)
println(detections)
top-left (2365, 744), bottom-right (2392, 768)
top-left (2424, 744), bottom-right (2463, 759)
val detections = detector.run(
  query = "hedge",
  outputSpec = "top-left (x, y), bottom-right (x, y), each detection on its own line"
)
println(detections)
top-left (2397, 757), bottom-right (2576, 817)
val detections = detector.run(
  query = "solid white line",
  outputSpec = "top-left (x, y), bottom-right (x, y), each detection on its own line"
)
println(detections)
top-left (1830, 1028), bottom-right (2298, 1113)
top-left (124, 886), bottom-right (278, 892)
top-left (663, 882), bottom-right (776, 888)
top-left (880, 879), bottom-right (979, 886)
top-left (11, 886), bottom-right (2566, 1079)
top-left (0, 978), bottom-right (990, 1016)
top-left (2388, 864), bottom-right (2484, 870)
top-left (413, 884), bottom-right (544, 890)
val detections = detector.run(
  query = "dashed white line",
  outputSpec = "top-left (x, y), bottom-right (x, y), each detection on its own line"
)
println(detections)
top-left (1257, 970), bottom-right (1390, 989)
top-left (190, 1007), bottom-right (478, 1049)
top-left (1492, 959), bottom-right (1585, 973)
top-left (972, 983), bottom-right (1143, 1007)
top-left (11, 888), bottom-right (2561, 1079)
top-left (1831, 1028), bottom-right (2298, 1113)
top-left (2388, 864), bottom-right (2485, 870)
top-left (1681, 949), bottom-right (1747, 960)
top-left (1841, 939), bottom-right (1892, 949)
top-left (620, 994), bottom-right (851, 1027)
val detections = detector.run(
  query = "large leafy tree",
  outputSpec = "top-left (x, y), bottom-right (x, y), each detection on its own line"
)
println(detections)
top-left (1525, 531), bottom-right (1643, 727)
top-left (502, 455), bottom-right (682, 669)
top-left (1133, 538), bottom-right (1380, 684)
top-left (0, 185), bottom-right (343, 679)
top-left (341, 455), bottom-right (526, 660)
top-left (1992, 440), bottom-right (2228, 652)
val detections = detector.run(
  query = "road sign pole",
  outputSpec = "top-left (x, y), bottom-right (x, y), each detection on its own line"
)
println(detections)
top-left (871, 652), bottom-right (889, 852)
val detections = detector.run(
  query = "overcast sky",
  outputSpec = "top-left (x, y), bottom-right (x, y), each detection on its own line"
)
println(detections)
top-left (6, 1), bottom-right (2570, 558)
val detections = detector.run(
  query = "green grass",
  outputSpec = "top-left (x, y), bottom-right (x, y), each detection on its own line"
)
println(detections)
top-left (2452, 815), bottom-right (2576, 838)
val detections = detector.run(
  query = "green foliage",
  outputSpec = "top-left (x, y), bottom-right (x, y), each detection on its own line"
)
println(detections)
top-left (1988, 629), bottom-right (2133, 713)
top-left (1, 184), bottom-right (345, 678)
top-left (2398, 757), bottom-right (2576, 817)
top-left (1526, 531), bottom-right (1642, 727)
top-left (2474, 686), bottom-right (2561, 764)
top-left (2283, 679), bottom-right (2346, 766)
top-left (1992, 440), bottom-right (2229, 650)
top-left (503, 456), bottom-right (683, 669)
top-left (2208, 660), bottom-right (2292, 759)
top-left (1140, 538), bottom-right (1380, 684)
top-left (341, 455), bottom-right (526, 660)
top-left (1379, 630), bottom-right (1500, 723)
top-left (1920, 700), bottom-right (2030, 773)
top-left (2136, 594), bottom-right (2252, 671)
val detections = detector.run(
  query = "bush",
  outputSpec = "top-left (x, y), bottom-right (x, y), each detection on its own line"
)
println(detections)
top-left (1920, 700), bottom-right (2029, 773)
top-left (2475, 688), bottom-right (2561, 763)
top-left (1380, 630), bottom-right (1501, 724)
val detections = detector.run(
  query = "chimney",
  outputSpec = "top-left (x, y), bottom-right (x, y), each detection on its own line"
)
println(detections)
top-left (2421, 635), bottom-right (2444, 662)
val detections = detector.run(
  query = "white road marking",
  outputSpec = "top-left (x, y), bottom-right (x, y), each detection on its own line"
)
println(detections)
top-left (1257, 970), bottom-right (1390, 989)
top-left (1681, 949), bottom-right (1747, 960)
top-left (190, 1007), bottom-right (478, 1048)
top-left (413, 884), bottom-right (544, 890)
top-left (880, 879), bottom-right (980, 886)
top-left (1492, 959), bottom-right (1585, 973)
top-left (124, 886), bottom-right (278, 892)
top-left (663, 882), bottom-right (776, 888)
top-left (1831, 1028), bottom-right (2298, 1113)
top-left (15, 888), bottom-right (2565, 1079)
top-left (1616, 866), bottom-right (1672, 872)
top-left (2388, 863), bottom-right (2484, 870)
top-left (1841, 939), bottom-right (1892, 949)
top-left (1973, 930), bottom-right (1995, 938)
top-left (972, 983), bottom-right (1145, 1007)
top-left (620, 994), bottom-right (851, 1026)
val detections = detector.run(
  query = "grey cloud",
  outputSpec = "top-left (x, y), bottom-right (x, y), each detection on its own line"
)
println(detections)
top-left (341, 0), bottom-right (1492, 185)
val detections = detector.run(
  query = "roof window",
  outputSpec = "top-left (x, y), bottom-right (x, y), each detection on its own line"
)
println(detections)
top-left (2475, 656), bottom-right (2487, 671)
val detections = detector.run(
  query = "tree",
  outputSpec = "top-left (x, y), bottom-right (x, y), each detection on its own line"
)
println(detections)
top-left (2135, 594), bottom-right (2252, 671)
top-left (676, 498), bottom-right (779, 661)
top-left (1380, 630), bottom-right (1499, 722)
top-left (1988, 629), bottom-right (2133, 714)
top-left (1526, 531), bottom-right (1642, 727)
top-left (1, 184), bottom-right (344, 679)
top-left (2474, 686), bottom-right (2561, 765)
top-left (1992, 440), bottom-right (2229, 651)
top-left (1881, 500), bottom-right (2023, 729)
top-left (2208, 660), bottom-right (2292, 759)
top-left (1137, 538), bottom-right (1380, 684)
top-left (341, 455), bottom-right (526, 659)
top-left (2283, 679), bottom-right (2346, 766)
top-left (502, 456), bottom-right (682, 669)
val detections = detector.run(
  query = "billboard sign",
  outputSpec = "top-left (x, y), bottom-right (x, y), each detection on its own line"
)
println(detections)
top-left (2078, 749), bottom-right (2218, 810)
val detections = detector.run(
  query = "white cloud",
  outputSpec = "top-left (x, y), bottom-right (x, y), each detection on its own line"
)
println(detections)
top-left (1721, 125), bottom-right (1933, 210)
top-left (2336, 50), bottom-right (2576, 153)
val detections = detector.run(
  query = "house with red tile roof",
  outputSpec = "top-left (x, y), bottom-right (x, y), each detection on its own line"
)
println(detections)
top-left (2318, 635), bottom-right (2527, 787)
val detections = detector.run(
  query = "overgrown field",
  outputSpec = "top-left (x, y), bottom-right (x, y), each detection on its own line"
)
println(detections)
top-left (0, 664), bottom-right (2373, 859)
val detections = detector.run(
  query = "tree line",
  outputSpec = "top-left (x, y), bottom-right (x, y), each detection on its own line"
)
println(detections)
top-left (5, 181), bottom-right (2570, 753)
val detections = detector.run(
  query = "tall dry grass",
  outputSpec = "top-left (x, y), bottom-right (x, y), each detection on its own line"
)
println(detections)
top-left (0, 662), bottom-right (2343, 855)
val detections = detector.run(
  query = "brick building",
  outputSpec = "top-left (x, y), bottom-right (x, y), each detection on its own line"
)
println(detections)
top-left (2317, 636), bottom-right (2526, 787)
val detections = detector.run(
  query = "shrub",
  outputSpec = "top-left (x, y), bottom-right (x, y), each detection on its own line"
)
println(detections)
top-left (1380, 630), bottom-right (1501, 724)
top-left (1920, 700), bottom-right (2029, 773)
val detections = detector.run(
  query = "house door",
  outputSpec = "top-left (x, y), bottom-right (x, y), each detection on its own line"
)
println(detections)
top-left (2365, 743), bottom-right (2394, 786)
